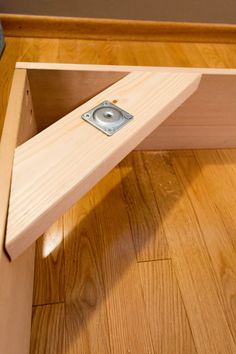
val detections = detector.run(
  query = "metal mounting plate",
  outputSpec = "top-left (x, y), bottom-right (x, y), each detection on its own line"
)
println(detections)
top-left (81, 101), bottom-right (133, 136)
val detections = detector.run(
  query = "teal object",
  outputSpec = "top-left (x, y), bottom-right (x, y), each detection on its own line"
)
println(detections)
top-left (0, 21), bottom-right (5, 57)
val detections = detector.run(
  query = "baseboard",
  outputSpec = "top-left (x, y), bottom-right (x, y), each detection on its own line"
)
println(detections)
top-left (1, 14), bottom-right (236, 43)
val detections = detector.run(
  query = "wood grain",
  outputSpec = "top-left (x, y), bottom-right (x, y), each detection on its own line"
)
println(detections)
top-left (218, 149), bottom-right (236, 202)
top-left (14, 63), bottom-right (236, 150)
top-left (0, 38), bottom-right (21, 136)
top-left (119, 152), bottom-right (169, 261)
top-left (1, 36), bottom-right (236, 354)
top-left (172, 152), bottom-right (236, 341)
top-left (16, 62), bottom-right (236, 72)
top-left (6, 70), bottom-right (200, 260)
top-left (194, 150), bottom-right (236, 252)
top-left (27, 69), bottom-right (127, 131)
top-left (88, 167), bottom-right (154, 353)
top-left (64, 195), bottom-right (111, 354)
top-left (139, 73), bottom-right (236, 149)
top-left (33, 218), bottom-right (65, 305)
top-left (143, 151), bottom-right (236, 353)
top-left (30, 303), bottom-right (65, 354)
top-left (139, 260), bottom-right (197, 353)
top-left (0, 69), bottom-right (36, 354)
top-left (2, 14), bottom-right (236, 43)
top-left (63, 167), bottom-right (155, 353)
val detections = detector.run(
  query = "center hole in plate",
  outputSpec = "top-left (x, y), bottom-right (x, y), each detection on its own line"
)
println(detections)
top-left (104, 112), bottom-right (113, 118)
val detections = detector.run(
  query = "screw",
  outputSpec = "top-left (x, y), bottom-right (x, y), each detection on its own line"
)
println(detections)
top-left (124, 113), bottom-right (132, 120)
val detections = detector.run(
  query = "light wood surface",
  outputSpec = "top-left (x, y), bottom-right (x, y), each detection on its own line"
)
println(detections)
top-left (2, 14), bottom-right (236, 43)
top-left (13, 63), bottom-right (236, 150)
top-left (0, 70), bottom-right (36, 354)
top-left (27, 69), bottom-right (127, 131)
top-left (6, 70), bottom-right (200, 260)
top-left (141, 73), bottom-right (236, 149)
top-left (15, 62), bottom-right (236, 73)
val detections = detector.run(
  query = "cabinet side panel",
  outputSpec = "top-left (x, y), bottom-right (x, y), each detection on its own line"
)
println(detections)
top-left (0, 69), bottom-right (37, 354)
top-left (137, 74), bottom-right (236, 149)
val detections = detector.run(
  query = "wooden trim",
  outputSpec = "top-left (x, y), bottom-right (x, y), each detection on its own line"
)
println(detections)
top-left (1, 14), bottom-right (236, 43)
top-left (5, 71), bottom-right (200, 260)
top-left (16, 62), bottom-right (236, 74)
top-left (0, 69), bottom-right (36, 354)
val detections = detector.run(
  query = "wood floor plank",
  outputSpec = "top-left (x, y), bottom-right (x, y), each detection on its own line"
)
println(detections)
top-left (172, 153), bottom-right (236, 342)
top-left (139, 260), bottom-right (197, 354)
top-left (30, 303), bottom-right (65, 354)
top-left (195, 150), bottom-right (236, 251)
top-left (119, 152), bottom-right (169, 261)
top-left (64, 195), bottom-right (111, 354)
top-left (64, 167), bottom-right (154, 354)
top-left (33, 218), bottom-right (65, 305)
top-left (142, 151), bottom-right (236, 354)
top-left (89, 167), bottom-right (154, 354)
top-left (0, 38), bottom-right (21, 136)
top-left (195, 43), bottom-right (227, 68)
top-left (18, 38), bottom-right (60, 62)
top-left (218, 149), bottom-right (236, 196)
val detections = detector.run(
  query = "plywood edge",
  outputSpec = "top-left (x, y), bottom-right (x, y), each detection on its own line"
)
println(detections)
top-left (5, 71), bottom-right (201, 260)
top-left (2, 14), bottom-right (236, 43)
top-left (0, 69), bottom-right (27, 254)
top-left (15, 61), bottom-right (236, 75)
top-left (0, 69), bottom-right (37, 354)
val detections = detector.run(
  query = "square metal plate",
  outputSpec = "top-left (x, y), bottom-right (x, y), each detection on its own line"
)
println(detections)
top-left (81, 101), bottom-right (133, 136)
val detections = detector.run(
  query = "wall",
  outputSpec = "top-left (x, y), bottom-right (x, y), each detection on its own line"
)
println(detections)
top-left (0, 0), bottom-right (236, 24)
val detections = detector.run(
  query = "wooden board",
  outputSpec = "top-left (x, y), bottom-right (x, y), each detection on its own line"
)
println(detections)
top-left (27, 69), bottom-right (128, 131)
top-left (2, 14), bottom-right (236, 44)
top-left (16, 62), bottom-right (236, 73)
top-left (0, 69), bottom-right (37, 354)
top-left (5, 70), bottom-right (200, 260)
top-left (15, 63), bottom-right (236, 150)
top-left (140, 74), bottom-right (236, 149)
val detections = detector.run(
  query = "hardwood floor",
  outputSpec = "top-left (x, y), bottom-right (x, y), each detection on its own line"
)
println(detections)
top-left (1, 37), bottom-right (236, 353)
